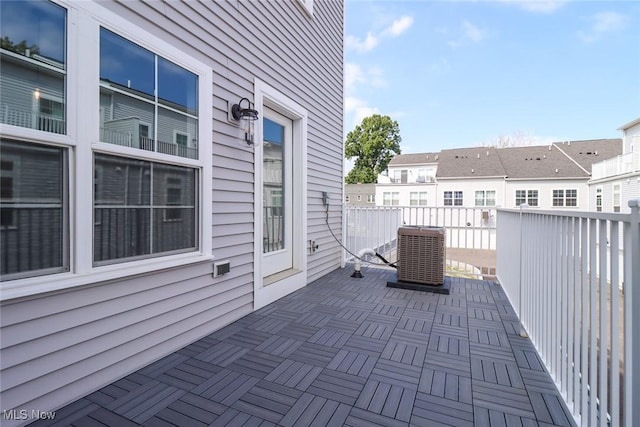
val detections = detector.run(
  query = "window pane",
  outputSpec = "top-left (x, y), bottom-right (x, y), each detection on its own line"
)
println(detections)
top-left (157, 107), bottom-right (198, 159)
top-left (100, 28), bottom-right (154, 97)
top-left (1, 139), bottom-right (67, 278)
top-left (94, 154), bottom-right (197, 263)
top-left (158, 57), bottom-right (198, 114)
top-left (153, 164), bottom-right (196, 253)
top-left (0, 0), bottom-right (66, 134)
top-left (100, 87), bottom-right (156, 151)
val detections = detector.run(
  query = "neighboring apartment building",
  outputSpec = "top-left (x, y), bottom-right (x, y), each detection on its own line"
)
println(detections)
top-left (344, 183), bottom-right (376, 206)
top-left (590, 118), bottom-right (640, 213)
top-left (375, 140), bottom-right (622, 210)
top-left (376, 152), bottom-right (439, 206)
top-left (0, 0), bottom-right (344, 421)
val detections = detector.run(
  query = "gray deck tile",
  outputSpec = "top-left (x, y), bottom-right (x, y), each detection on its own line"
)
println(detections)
top-left (306, 369), bottom-right (367, 405)
top-left (288, 341), bottom-right (340, 367)
top-left (192, 369), bottom-right (260, 405)
top-left (308, 328), bottom-right (351, 348)
top-left (41, 266), bottom-right (577, 427)
top-left (209, 408), bottom-right (277, 427)
top-left (254, 335), bottom-right (304, 357)
top-left (276, 322), bottom-right (320, 341)
top-left (231, 380), bottom-right (302, 423)
top-left (345, 407), bottom-right (409, 427)
top-left (264, 359), bottom-right (323, 390)
top-left (424, 349), bottom-right (471, 373)
top-left (369, 358), bottom-right (421, 389)
top-left (280, 394), bottom-right (351, 427)
top-left (227, 350), bottom-right (284, 378)
top-left (381, 340), bottom-right (427, 366)
top-left (327, 349), bottom-right (378, 377)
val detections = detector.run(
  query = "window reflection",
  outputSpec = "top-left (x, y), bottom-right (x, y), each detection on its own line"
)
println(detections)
top-left (0, 139), bottom-right (67, 278)
top-left (94, 154), bottom-right (197, 263)
top-left (0, 0), bottom-right (66, 134)
top-left (99, 28), bottom-right (199, 159)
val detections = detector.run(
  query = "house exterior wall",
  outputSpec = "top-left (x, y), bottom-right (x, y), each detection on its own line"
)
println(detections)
top-left (504, 179), bottom-right (589, 210)
top-left (589, 118), bottom-right (640, 213)
top-left (0, 0), bottom-right (343, 422)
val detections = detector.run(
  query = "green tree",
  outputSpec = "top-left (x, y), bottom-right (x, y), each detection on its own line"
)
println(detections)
top-left (345, 114), bottom-right (401, 184)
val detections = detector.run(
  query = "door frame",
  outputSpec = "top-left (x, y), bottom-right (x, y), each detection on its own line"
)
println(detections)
top-left (253, 79), bottom-right (307, 310)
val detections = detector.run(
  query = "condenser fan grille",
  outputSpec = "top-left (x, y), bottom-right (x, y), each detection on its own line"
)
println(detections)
top-left (397, 226), bottom-right (445, 285)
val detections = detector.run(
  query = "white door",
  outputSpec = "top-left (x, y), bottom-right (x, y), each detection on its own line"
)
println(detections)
top-left (262, 108), bottom-right (293, 278)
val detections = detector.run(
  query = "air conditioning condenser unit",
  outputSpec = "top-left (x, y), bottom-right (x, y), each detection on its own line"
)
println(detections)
top-left (397, 226), bottom-right (445, 286)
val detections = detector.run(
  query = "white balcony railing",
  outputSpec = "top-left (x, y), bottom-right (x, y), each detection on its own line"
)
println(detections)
top-left (497, 201), bottom-right (640, 427)
top-left (592, 150), bottom-right (640, 181)
top-left (344, 205), bottom-right (497, 278)
top-left (1, 104), bottom-right (65, 134)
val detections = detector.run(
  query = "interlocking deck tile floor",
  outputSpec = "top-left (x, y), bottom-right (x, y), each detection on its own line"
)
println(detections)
top-left (30, 265), bottom-right (575, 427)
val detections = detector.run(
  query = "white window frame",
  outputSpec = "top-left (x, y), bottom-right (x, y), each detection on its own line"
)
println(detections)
top-left (0, 154), bottom-right (20, 229)
top-left (173, 130), bottom-right (190, 146)
top-left (474, 190), bottom-right (496, 207)
top-left (613, 184), bottom-right (621, 212)
top-left (552, 188), bottom-right (577, 207)
top-left (1, 1), bottom-right (213, 300)
top-left (383, 192), bottom-right (400, 206)
top-left (596, 187), bottom-right (602, 212)
top-left (409, 191), bottom-right (428, 206)
top-left (367, 194), bottom-right (375, 204)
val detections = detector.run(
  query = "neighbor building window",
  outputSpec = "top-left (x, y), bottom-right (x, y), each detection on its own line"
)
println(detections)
top-left (515, 190), bottom-right (538, 207)
top-left (444, 191), bottom-right (463, 206)
top-left (367, 194), bottom-right (375, 203)
top-left (383, 192), bottom-right (400, 206)
top-left (410, 191), bottom-right (428, 206)
top-left (474, 190), bottom-right (496, 207)
top-left (553, 189), bottom-right (577, 207)
top-left (613, 184), bottom-right (621, 212)
top-left (596, 187), bottom-right (602, 212)
top-left (0, 0), bottom-right (67, 134)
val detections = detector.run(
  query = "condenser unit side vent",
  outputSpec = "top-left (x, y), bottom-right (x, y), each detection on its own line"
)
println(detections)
top-left (397, 226), bottom-right (445, 285)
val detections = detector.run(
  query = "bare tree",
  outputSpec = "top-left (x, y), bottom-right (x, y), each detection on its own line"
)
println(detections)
top-left (480, 130), bottom-right (536, 148)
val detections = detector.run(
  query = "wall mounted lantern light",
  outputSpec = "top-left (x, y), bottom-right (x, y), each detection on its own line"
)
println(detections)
top-left (231, 97), bottom-right (259, 145)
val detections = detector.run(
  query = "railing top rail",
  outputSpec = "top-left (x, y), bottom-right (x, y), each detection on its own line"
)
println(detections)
top-left (498, 206), bottom-right (634, 222)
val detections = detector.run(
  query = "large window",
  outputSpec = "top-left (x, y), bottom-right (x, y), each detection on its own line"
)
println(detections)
top-left (410, 192), bottom-right (428, 206)
top-left (0, 0), bottom-right (66, 134)
top-left (99, 28), bottom-right (198, 159)
top-left (444, 191), bottom-right (463, 206)
top-left (474, 190), bottom-right (496, 207)
top-left (553, 189), bottom-right (577, 207)
top-left (383, 192), bottom-right (400, 206)
top-left (515, 190), bottom-right (538, 207)
top-left (0, 0), bottom-right (211, 287)
top-left (0, 140), bottom-right (68, 278)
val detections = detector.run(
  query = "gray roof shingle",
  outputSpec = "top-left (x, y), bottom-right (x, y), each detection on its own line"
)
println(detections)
top-left (435, 147), bottom-right (505, 178)
top-left (389, 153), bottom-right (439, 166)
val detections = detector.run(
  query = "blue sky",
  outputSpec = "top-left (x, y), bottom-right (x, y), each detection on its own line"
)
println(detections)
top-left (345, 0), bottom-right (639, 155)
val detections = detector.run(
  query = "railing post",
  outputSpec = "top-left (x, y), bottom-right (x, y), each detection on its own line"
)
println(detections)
top-left (626, 199), bottom-right (640, 427)
top-left (519, 203), bottom-right (529, 338)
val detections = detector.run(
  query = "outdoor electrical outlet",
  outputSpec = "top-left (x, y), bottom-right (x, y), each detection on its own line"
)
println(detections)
top-left (322, 192), bottom-right (329, 206)
top-left (213, 260), bottom-right (231, 277)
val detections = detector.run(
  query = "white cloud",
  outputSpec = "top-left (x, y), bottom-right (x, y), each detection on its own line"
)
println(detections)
top-left (383, 16), bottom-right (414, 37)
top-left (462, 21), bottom-right (486, 42)
top-left (345, 33), bottom-right (379, 54)
top-left (345, 63), bottom-right (386, 92)
top-left (345, 96), bottom-right (380, 127)
top-left (447, 21), bottom-right (487, 47)
top-left (346, 15), bottom-right (414, 53)
top-left (578, 11), bottom-right (629, 43)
